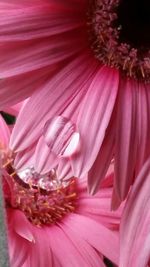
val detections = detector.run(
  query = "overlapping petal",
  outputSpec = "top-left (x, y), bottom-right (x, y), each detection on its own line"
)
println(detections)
top-left (71, 66), bottom-right (119, 178)
top-left (120, 158), bottom-right (150, 267)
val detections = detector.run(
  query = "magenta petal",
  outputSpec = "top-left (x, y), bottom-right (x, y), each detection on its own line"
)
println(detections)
top-left (114, 78), bottom-right (138, 201)
top-left (43, 116), bottom-right (80, 157)
top-left (72, 66), bottom-right (119, 178)
top-left (120, 158), bottom-right (150, 267)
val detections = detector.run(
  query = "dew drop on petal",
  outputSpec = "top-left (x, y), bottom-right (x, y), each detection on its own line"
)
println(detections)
top-left (43, 116), bottom-right (80, 157)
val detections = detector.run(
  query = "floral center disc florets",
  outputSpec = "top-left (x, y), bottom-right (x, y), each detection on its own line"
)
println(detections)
top-left (4, 161), bottom-right (77, 227)
top-left (88, 0), bottom-right (150, 82)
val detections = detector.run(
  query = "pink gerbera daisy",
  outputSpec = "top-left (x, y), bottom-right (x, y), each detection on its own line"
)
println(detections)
top-left (0, 115), bottom-right (121, 267)
top-left (1, 0), bottom-right (150, 208)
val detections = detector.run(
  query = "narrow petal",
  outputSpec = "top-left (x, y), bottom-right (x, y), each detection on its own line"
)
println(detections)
top-left (114, 78), bottom-right (138, 201)
top-left (135, 82), bottom-right (150, 174)
top-left (120, 158), bottom-right (150, 267)
top-left (12, 210), bottom-right (34, 243)
top-left (34, 136), bottom-right (58, 174)
top-left (0, 114), bottom-right (10, 146)
top-left (72, 66), bottom-right (119, 178)
top-left (88, 113), bottom-right (115, 194)
top-left (57, 158), bottom-right (73, 181)
top-left (14, 142), bottom-right (36, 171)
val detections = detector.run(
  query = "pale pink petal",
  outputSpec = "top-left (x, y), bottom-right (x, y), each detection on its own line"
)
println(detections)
top-left (120, 158), bottom-right (150, 267)
top-left (63, 213), bottom-right (119, 265)
top-left (57, 158), bottom-right (73, 181)
top-left (88, 113), bottom-right (115, 194)
top-left (72, 66), bottom-right (119, 178)
top-left (14, 142), bottom-right (36, 171)
top-left (114, 78), bottom-right (138, 202)
top-left (43, 116), bottom-right (80, 157)
top-left (34, 136), bottom-right (58, 174)
top-left (10, 52), bottom-right (98, 151)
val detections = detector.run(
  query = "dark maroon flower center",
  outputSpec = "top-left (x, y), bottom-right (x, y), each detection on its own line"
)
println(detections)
top-left (117, 0), bottom-right (150, 49)
top-left (88, 0), bottom-right (150, 82)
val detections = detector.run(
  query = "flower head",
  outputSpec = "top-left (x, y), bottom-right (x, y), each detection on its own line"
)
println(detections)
top-left (0, 114), bottom-right (121, 267)
top-left (1, 0), bottom-right (150, 208)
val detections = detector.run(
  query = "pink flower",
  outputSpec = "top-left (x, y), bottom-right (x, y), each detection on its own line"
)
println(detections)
top-left (120, 157), bottom-right (150, 267)
top-left (1, 115), bottom-right (121, 267)
top-left (1, 1), bottom-right (150, 208)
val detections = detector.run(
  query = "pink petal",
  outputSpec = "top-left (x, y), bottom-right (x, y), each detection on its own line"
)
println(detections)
top-left (78, 189), bottom-right (122, 229)
top-left (57, 158), bottom-right (73, 181)
top-left (0, 114), bottom-right (10, 147)
top-left (12, 210), bottom-right (35, 243)
top-left (34, 136), bottom-right (58, 174)
top-left (27, 227), bottom-right (53, 267)
top-left (58, 221), bottom-right (105, 267)
top-left (0, 2), bottom-right (85, 41)
top-left (120, 158), bottom-right (150, 267)
top-left (71, 66), bottom-right (119, 178)
top-left (0, 31), bottom-right (85, 78)
top-left (0, 67), bottom-right (55, 109)
top-left (114, 78), bottom-right (138, 201)
top-left (135, 82), bottom-right (150, 174)
top-left (63, 213), bottom-right (119, 265)
top-left (43, 116), bottom-right (80, 157)
top-left (88, 113), bottom-right (115, 195)
top-left (14, 142), bottom-right (36, 171)
top-left (3, 100), bottom-right (25, 116)
top-left (47, 224), bottom-right (100, 267)
top-left (10, 52), bottom-right (98, 151)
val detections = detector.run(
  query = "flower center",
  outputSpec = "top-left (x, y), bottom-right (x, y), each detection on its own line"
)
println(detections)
top-left (117, 0), bottom-right (150, 49)
top-left (88, 0), bottom-right (150, 82)
top-left (4, 161), bottom-right (77, 227)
